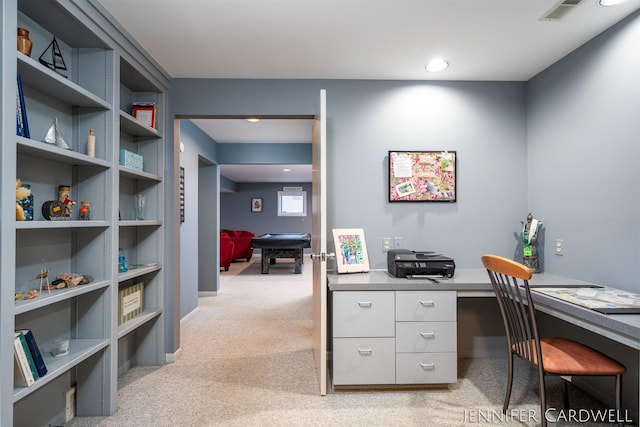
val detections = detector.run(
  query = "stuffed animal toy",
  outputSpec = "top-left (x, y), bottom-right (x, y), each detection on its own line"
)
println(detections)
top-left (16, 179), bottom-right (31, 221)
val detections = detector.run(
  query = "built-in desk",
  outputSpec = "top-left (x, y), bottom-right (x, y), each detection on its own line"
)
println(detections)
top-left (328, 269), bottom-right (640, 419)
top-left (328, 269), bottom-right (640, 348)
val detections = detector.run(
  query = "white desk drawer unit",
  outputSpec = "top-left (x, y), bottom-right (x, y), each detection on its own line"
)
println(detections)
top-left (396, 291), bottom-right (456, 322)
top-left (332, 290), bottom-right (458, 387)
top-left (333, 338), bottom-right (396, 385)
top-left (396, 352), bottom-right (457, 384)
top-left (332, 291), bottom-right (395, 337)
top-left (395, 321), bottom-right (457, 353)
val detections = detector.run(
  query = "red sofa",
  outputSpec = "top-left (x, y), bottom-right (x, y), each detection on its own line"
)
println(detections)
top-left (221, 229), bottom-right (255, 262)
top-left (220, 233), bottom-right (235, 271)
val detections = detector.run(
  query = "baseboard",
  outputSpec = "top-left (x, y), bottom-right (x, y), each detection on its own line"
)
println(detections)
top-left (180, 306), bottom-right (200, 327)
top-left (198, 291), bottom-right (218, 297)
top-left (165, 347), bottom-right (181, 363)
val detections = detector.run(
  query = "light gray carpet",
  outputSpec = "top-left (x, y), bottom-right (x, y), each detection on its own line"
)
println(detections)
top-left (68, 257), bottom-right (612, 426)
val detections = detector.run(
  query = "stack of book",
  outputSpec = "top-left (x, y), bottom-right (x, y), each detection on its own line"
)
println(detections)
top-left (14, 329), bottom-right (47, 387)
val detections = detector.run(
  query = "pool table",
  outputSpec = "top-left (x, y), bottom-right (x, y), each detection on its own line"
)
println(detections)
top-left (250, 233), bottom-right (312, 274)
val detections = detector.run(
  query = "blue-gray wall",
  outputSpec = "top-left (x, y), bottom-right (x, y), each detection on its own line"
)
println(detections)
top-left (221, 183), bottom-right (312, 237)
top-left (526, 11), bottom-right (640, 290)
top-left (172, 79), bottom-right (528, 269)
top-left (178, 120), bottom-right (218, 317)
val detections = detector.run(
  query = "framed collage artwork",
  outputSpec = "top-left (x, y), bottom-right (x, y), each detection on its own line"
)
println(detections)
top-left (388, 150), bottom-right (457, 202)
top-left (332, 228), bottom-right (370, 274)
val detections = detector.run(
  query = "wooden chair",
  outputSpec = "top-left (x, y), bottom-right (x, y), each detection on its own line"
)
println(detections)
top-left (481, 254), bottom-right (626, 427)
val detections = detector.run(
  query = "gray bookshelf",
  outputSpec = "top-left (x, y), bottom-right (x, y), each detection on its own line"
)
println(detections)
top-left (1, 1), bottom-right (170, 425)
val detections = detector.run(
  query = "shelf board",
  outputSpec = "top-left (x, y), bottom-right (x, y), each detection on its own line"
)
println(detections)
top-left (117, 308), bottom-right (162, 339)
top-left (13, 338), bottom-right (110, 403)
top-left (18, 0), bottom-right (110, 48)
top-left (15, 220), bottom-right (110, 230)
top-left (17, 137), bottom-right (111, 168)
top-left (120, 111), bottom-right (161, 138)
top-left (118, 264), bottom-right (161, 282)
top-left (119, 166), bottom-right (162, 182)
top-left (119, 220), bottom-right (162, 227)
top-left (18, 54), bottom-right (111, 109)
top-left (15, 281), bottom-right (110, 315)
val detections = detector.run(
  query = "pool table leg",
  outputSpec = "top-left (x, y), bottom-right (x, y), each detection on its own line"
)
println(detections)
top-left (261, 250), bottom-right (270, 274)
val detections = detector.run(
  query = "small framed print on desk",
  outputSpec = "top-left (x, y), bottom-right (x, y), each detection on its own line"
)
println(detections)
top-left (332, 228), bottom-right (370, 273)
top-left (132, 104), bottom-right (156, 129)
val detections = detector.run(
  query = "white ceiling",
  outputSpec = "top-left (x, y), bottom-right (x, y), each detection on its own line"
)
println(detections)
top-left (98, 0), bottom-right (640, 182)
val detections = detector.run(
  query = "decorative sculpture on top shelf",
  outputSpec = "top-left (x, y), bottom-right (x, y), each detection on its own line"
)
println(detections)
top-left (38, 36), bottom-right (67, 78)
top-left (520, 212), bottom-right (542, 273)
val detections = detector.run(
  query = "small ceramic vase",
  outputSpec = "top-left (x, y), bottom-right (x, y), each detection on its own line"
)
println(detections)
top-left (17, 27), bottom-right (33, 57)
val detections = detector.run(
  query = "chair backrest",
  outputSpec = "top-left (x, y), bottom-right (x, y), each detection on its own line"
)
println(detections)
top-left (481, 254), bottom-right (543, 367)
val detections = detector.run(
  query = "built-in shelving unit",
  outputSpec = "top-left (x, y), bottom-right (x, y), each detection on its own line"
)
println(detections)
top-left (1, 1), bottom-right (170, 425)
top-left (116, 53), bottom-right (165, 376)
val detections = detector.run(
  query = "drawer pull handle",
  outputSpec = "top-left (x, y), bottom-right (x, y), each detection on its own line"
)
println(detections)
top-left (420, 362), bottom-right (435, 370)
top-left (357, 301), bottom-right (372, 307)
top-left (419, 300), bottom-right (435, 307)
top-left (420, 332), bottom-right (435, 339)
top-left (357, 348), bottom-right (373, 355)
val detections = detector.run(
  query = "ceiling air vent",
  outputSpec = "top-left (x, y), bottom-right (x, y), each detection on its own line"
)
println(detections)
top-left (541, 0), bottom-right (583, 21)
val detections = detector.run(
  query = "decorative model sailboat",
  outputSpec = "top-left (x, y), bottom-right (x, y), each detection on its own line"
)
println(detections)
top-left (38, 36), bottom-right (68, 78)
top-left (42, 117), bottom-right (71, 150)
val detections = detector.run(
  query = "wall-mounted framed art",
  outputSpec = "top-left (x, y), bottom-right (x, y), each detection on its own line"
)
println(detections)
top-left (179, 167), bottom-right (185, 223)
top-left (388, 150), bottom-right (457, 202)
top-left (251, 197), bottom-right (263, 213)
top-left (332, 228), bottom-right (370, 274)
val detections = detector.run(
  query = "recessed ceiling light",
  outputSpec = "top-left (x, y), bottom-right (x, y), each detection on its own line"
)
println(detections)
top-left (245, 118), bottom-right (260, 123)
top-left (282, 168), bottom-right (292, 172)
top-left (425, 59), bottom-right (449, 73)
top-left (599, 0), bottom-right (627, 5)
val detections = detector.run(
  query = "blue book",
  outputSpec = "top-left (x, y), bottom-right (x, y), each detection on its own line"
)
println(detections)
top-left (16, 329), bottom-right (47, 378)
top-left (15, 331), bottom-right (39, 380)
top-left (16, 82), bottom-right (25, 137)
top-left (17, 75), bottom-right (30, 138)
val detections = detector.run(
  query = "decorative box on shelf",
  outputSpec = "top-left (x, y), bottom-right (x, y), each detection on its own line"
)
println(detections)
top-left (118, 282), bottom-right (144, 325)
top-left (120, 149), bottom-right (143, 171)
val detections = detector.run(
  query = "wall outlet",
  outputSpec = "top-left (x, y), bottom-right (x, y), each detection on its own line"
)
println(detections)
top-left (555, 239), bottom-right (564, 256)
top-left (65, 386), bottom-right (76, 422)
top-left (382, 237), bottom-right (392, 252)
top-left (393, 236), bottom-right (403, 249)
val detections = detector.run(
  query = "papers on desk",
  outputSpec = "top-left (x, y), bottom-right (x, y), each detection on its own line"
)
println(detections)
top-left (532, 287), bottom-right (640, 314)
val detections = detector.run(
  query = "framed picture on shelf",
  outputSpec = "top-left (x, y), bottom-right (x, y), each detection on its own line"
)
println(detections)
top-left (132, 104), bottom-right (156, 128)
top-left (332, 228), bottom-right (370, 273)
top-left (388, 150), bottom-right (457, 202)
top-left (251, 197), bottom-right (263, 213)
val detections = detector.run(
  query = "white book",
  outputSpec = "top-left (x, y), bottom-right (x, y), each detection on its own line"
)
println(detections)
top-left (14, 333), bottom-right (35, 387)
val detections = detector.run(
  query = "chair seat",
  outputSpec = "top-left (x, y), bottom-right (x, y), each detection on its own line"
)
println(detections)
top-left (517, 337), bottom-right (626, 376)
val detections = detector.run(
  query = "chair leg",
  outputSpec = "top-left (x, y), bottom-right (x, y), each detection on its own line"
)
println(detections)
top-left (538, 369), bottom-right (547, 427)
top-left (615, 374), bottom-right (623, 427)
top-left (561, 378), bottom-right (569, 409)
top-left (503, 353), bottom-right (514, 413)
